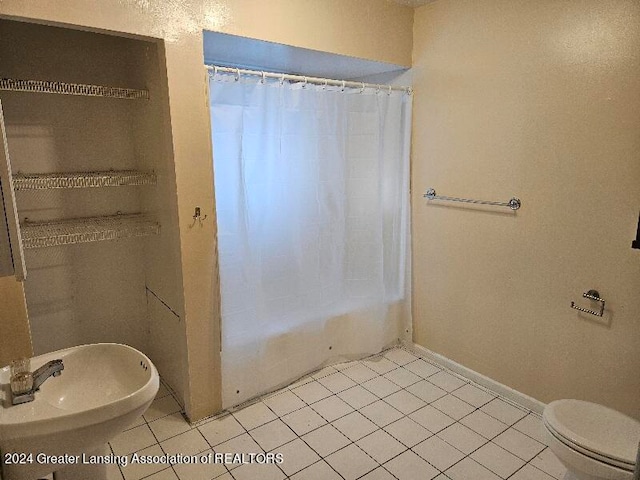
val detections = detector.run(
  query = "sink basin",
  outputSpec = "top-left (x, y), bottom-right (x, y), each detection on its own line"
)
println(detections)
top-left (0, 343), bottom-right (159, 480)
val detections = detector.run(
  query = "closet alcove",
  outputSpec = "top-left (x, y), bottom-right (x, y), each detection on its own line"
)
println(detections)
top-left (0, 19), bottom-right (187, 405)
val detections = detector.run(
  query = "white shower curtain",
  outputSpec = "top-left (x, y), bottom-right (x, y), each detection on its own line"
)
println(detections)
top-left (209, 71), bottom-right (412, 408)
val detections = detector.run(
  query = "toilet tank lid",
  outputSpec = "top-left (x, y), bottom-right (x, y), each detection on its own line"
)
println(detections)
top-left (544, 399), bottom-right (640, 466)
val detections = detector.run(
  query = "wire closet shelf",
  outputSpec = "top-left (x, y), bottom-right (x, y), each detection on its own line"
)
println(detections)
top-left (21, 214), bottom-right (160, 249)
top-left (0, 78), bottom-right (149, 100)
top-left (206, 65), bottom-right (412, 95)
top-left (13, 170), bottom-right (157, 190)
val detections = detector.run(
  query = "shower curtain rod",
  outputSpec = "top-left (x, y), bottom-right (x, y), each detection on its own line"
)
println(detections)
top-left (206, 64), bottom-right (412, 94)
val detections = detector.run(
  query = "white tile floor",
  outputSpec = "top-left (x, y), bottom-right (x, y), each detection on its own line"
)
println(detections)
top-left (108, 346), bottom-right (568, 480)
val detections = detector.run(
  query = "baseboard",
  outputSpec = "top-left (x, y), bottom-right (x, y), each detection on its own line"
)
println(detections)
top-left (406, 342), bottom-right (546, 415)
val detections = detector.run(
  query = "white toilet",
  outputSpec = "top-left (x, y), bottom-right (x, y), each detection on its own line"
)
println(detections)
top-left (543, 399), bottom-right (640, 480)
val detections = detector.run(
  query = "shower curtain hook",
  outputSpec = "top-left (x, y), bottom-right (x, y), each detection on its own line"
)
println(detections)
top-left (280, 74), bottom-right (285, 86)
top-left (323, 80), bottom-right (328, 90)
top-left (376, 84), bottom-right (381, 95)
top-left (341, 80), bottom-right (346, 92)
top-left (261, 71), bottom-right (266, 84)
top-left (302, 76), bottom-right (308, 88)
top-left (388, 85), bottom-right (392, 96)
top-left (213, 66), bottom-right (218, 79)
top-left (360, 82), bottom-right (365, 94)
top-left (235, 68), bottom-right (240, 81)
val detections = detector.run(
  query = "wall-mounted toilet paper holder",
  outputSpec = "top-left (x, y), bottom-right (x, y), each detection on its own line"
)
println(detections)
top-left (571, 290), bottom-right (605, 317)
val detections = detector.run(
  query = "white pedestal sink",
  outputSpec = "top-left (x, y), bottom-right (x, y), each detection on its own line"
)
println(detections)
top-left (0, 343), bottom-right (159, 480)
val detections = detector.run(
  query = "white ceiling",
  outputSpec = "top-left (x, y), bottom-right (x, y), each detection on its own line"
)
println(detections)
top-left (387, 0), bottom-right (435, 7)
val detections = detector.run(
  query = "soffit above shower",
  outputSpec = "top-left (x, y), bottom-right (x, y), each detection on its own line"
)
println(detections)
top-left (203, 31), bottom-right (408, 80)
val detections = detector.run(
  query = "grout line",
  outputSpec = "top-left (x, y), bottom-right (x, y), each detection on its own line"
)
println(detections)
top-left (506, 460), bottom-right (534, 480)
top-left (160, 378), bottom-right (186, 411)
top-left (256, 390), bottom-right (347, 479)
top-left (261, 365), bottom-right (417, 479)
top-left (138, 466), bottom-right (174, 480)
top-left (119, 347), bottom-right (553, 480)
top-left (397, 343), bottom-right (535, 415)
top-left (394, 345), bottom-right (543, 429)
top-left (271, 370), bottom-right (421, 478)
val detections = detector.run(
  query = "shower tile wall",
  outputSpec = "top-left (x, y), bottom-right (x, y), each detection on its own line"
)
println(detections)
top-left (108, 347), bottom-right (566, 480)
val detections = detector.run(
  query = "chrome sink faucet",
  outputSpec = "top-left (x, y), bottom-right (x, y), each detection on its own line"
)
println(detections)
top-left (10, 359), bottom-right (64, 405)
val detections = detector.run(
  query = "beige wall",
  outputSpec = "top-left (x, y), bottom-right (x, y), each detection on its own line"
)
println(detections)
top-left (411, 0), bottom-right (640, 419)
top-left (0, 277), bottom-right (32, 366)
top-left (0, 0), bottom-right (413, 420)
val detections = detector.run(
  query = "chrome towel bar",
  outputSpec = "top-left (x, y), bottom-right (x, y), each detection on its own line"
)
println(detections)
top-left (423, 188), bottom-right (521, 210)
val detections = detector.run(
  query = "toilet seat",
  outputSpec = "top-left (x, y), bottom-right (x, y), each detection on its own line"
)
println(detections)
top-left (544, 418), bottom-right (635, 472)
top-left (543, 400), bottom-right (640, 472)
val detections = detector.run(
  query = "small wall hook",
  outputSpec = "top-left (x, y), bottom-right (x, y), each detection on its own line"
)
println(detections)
top-left (189, 206), bottom-right (208, 228)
